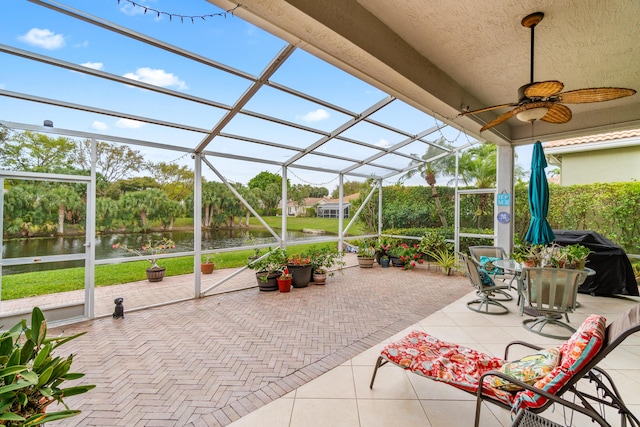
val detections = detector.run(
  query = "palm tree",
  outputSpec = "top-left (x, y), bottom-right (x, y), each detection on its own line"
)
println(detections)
top-left (456, 144), bottom-right (525, 219)
top-left (401, 137), bottom-right (454, 227)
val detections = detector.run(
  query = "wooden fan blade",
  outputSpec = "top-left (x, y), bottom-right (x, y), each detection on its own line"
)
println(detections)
top-left (458, 103), bottom-right (517, 117)
top-left (480, 109), bottom-right (519, 131)
top-left (558, 87), bottom-right (636, 104)
top-left (540, 103), bottom-right (572, 124)
top-left (524, 80), bottom-right (564, 98)
top-left (480, 101), bottom-right (552, 131)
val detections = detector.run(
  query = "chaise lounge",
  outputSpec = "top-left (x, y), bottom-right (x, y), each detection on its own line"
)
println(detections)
top-left (370, 305), bottom-right (640, 426)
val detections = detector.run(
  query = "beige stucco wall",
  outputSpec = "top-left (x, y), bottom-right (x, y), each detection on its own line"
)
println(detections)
top-left (559, 145), bottom-right (640, 185)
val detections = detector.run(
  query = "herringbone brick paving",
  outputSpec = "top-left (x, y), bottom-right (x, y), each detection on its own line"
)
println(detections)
top-left (44, 265), bottom-right (471, 426)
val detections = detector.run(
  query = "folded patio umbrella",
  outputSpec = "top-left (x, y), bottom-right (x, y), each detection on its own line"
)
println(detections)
top-left (524, 141), bottom-right (555, 245)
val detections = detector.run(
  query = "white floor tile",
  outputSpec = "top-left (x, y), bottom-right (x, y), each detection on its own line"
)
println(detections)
top-left (357, 399), bottom-right (431, 427)
top-left (290, 398), bottom-right (359, 427)
top-left (295, 365), bottom-right (356, 399)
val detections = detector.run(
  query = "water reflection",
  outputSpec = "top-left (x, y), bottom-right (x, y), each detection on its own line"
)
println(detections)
top-left (2, 229), bottom-right (331, 275)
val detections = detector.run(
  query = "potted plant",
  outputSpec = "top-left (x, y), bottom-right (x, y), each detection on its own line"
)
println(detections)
top-left (380, 254), bottom-right (390, 268)
top-left (309, 246), bottom-right (344, 284)
top-left (201, 255), bottom-right (215, 274)
top-left (389, 242), bottom-right (424, 269)
top-left (512, 243), bottom-right (545, 267)
top-left (357, 245), bottom-right (376, 268)
top-left (277, 267), bottom-right (292, 292)
top-left (248, 247), bottom-right (287, 291)
top-left (0, 306), bottom-right (95, 425)
top-left (423, 244), bottom-right (455, 275)
top-left (112, 237), bottom-right (176, 282)
top-left (287, 253), bottom-right (313, 288)
top-left (562, 243), bottom-right (591, 269)
top-left (375, 238), bottom-right (393, 264)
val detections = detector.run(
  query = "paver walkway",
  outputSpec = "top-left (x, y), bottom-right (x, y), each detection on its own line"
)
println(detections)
top-left (34, 262), bottom-right (471, 426)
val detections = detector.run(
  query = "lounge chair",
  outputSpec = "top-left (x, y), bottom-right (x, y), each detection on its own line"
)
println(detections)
top-left (369, 305), bottom-right (640, 427)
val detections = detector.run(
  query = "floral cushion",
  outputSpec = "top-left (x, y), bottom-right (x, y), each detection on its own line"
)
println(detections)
top-left (380, 330), bottom-right (514, 406)
top-left (512, 314), bottom-right (606, 412)
top-left (490, 348), bottom-right (560, 391)
top-left (479, 256), bottom-right (504, 275)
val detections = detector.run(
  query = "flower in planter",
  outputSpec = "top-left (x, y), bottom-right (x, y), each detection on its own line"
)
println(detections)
top-left (279, 267), bottom-right (292, 280)
top-left (112, 237), bottom-right (176, 269)
top-left (287, 253), bottom-right (311, 266)
top-left (393, 242), bottom-right (424, 270)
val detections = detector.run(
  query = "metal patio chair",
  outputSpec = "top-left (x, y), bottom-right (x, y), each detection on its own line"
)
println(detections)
top-left (468, 245), bottom-right (517, 290)
top-left (521, 267), bottom-right (589, 339)
top-left (459, 252), bottom-right (513, 315)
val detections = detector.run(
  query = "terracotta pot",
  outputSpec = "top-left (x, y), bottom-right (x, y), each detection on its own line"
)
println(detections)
top-left (277, 277), bottom-right (292, 292)
top-left (201, 263), bottom-right (215, 274)
top-left (357, 256), bottom-right (375, 268)
top-left (313, 272), bottom-right (327, 285)
top-left (146, 267), bottom-right (166, 282)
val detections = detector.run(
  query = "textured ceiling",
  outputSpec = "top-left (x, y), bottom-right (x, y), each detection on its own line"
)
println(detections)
top-left (211, 0), bottom-right (640, 146)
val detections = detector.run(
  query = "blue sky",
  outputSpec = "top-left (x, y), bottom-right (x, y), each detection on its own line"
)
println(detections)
top-left (1, 0), bottom-right (533, 190)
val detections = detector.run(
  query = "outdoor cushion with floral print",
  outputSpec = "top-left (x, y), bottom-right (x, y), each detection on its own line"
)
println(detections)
top-left (380, 330), bottom-right (515, 406)
top-left (489, 348), bottom-right (560, 391)
top-left (512, 314), bottom-right (606, 412)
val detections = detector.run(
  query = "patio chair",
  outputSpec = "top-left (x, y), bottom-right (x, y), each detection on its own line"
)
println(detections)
top-left (521, 267), bottom-right (588, 339)
top-left (369, 305), bottom-right (640, 427)
top-left (468, 245), bottom-right (517, 289)
top-left (459, 252), bottom-right (513, 315)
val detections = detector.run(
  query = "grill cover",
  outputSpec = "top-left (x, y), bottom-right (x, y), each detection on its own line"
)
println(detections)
top-left (553, 230), bottom-right (638, 296)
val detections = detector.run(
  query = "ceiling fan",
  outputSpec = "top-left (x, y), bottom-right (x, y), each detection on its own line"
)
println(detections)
top-left (459, 12), bottom-right (636, 132)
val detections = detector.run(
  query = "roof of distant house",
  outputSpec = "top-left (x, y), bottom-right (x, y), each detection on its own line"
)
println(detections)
top-left (544, 129), bottom-right (640, 153)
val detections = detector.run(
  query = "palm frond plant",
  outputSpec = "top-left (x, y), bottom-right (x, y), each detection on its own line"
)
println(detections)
top-left (423, 244), bottom-right (456, 275)
top-left (0, 307), bottom-right (95, 426)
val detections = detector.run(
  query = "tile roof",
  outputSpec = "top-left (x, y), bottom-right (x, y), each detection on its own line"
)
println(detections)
top-left (543, 129), bottom-right (640, 149)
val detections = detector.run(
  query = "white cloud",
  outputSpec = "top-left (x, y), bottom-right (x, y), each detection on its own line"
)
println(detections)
top-left (123, 67), bottom-right (188, 90)
top-left (92, 121), bottom-right (108, 130)
top-left (119, 3), bottom-right (144, 16)
top-left (18, 28), bottom-right (65, 50)
top-left (297, 109), bottom-right (329, 122)
top-left (115, 118), bottom-right (145, 129)
top-left (75, 40), bottom-right (89, 48)
top-left (81, 62), bottom-right (104, 71)
top-left (376, 139), bottom-right (391, 148)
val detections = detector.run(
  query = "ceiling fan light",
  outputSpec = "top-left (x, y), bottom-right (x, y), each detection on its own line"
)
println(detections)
top-left (516, 107), bottom-right (549, 122)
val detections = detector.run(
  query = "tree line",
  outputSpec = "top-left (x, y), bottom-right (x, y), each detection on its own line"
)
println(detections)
top-left (0, 130), bottom-right (330, 236)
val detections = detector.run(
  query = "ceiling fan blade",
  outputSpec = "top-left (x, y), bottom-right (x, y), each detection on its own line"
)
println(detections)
top-left (458, 103), bottom-right (517, 117)
top-left (540, 103), bottom-right (572, 124)
top-left (480, 101), bottom-right (555, 131)
top-left (479, 109), bottom-right (519, 132)
top-left (524, 80), bottom-right (564, 98)
top-left (558, 87), bottom-right (636, 104)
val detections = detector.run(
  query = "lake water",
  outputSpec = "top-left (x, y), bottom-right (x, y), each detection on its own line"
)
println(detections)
top-left (1, 229), bottom-right (332, 275)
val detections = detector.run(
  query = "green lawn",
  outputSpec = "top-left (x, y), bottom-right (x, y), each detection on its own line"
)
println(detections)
top-left (1, 242), bottom-right (347, 301)
top-left (3, 216), bottom-right (365, 301)
top-left (248, 216), bottom-right (364, 235)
